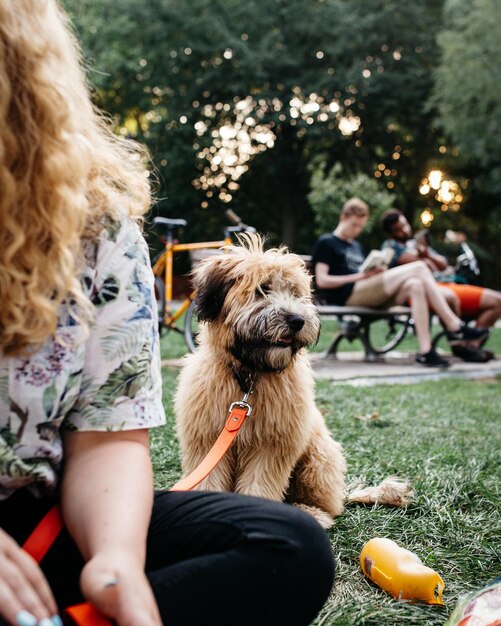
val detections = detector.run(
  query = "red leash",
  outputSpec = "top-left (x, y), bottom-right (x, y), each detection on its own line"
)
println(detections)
top-left (23, 387), bottom-right (254, 624)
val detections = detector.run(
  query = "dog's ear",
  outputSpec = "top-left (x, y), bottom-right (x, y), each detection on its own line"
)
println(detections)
top-left (192, 257), bottom-right (236, 322)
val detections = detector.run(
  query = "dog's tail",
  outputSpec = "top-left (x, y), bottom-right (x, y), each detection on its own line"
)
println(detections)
top-left (345, 476), bottom-right (413, 507)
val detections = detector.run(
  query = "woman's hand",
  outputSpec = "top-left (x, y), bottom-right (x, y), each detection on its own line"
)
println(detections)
top-left (80, 551), bottom-right (161, 626)
top-left (0, 528), bottom-right (58, 626)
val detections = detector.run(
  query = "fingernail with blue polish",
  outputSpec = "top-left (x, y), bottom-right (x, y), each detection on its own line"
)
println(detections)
top-left (15, 611), bottom-right (37, 626)
top-left (37, 619), bottom-right (53, 626)
top-left (51, 617), bottom-right (63, 626)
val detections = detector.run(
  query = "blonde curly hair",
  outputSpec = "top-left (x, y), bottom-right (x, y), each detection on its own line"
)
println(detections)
top-left (0, 0), bottom-right (152, 356)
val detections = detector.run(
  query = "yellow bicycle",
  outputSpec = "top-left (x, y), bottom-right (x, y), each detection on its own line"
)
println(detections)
top-left (152, 210), bottom-right (255, 352)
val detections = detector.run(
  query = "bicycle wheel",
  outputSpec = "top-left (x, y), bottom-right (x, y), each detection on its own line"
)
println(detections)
top-left (184, 298), bottom-right (200, 352)
top-left (154, 276), bottom-right (165, 335)
top-left (366, 314), bottom-right (412, 354)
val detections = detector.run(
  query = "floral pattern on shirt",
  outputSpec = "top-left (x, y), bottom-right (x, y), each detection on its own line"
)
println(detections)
top-left (0, 214), bottom-right (165, 499)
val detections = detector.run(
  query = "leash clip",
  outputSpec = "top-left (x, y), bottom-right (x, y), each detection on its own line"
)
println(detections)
top-left (228, 400), bottom-right (252, 417)
top-left (228, 376), bottom-right (254, 416)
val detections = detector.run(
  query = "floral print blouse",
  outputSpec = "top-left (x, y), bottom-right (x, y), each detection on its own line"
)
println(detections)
top-left (0, 214), bottom-right (166, 500)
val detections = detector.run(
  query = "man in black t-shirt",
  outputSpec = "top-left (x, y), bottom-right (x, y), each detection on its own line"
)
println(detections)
top-left (312, 198), bottom-right (390, 307)
top-left (312, 233), bottom-right (365, 305)
top-left (311, 198), bottom-right (488, 367)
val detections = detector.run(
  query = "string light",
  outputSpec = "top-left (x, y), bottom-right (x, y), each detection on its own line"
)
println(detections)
top-left (420, 209), bottom-right (434, 226)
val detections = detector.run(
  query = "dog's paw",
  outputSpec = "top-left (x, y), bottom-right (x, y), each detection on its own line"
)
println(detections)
top-left (294, 504), bottom-right (334, 529)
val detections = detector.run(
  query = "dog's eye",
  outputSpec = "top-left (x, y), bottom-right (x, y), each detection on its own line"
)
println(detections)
top-left (256, 284), bottom-right (271, 297)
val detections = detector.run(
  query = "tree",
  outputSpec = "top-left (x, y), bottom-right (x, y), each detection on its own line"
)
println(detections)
top-left (64, 0), bottom-right (446, 251)
top-left (434, 0), bottom-right (501, 189)
top-left (308, 162), bottom-right (394, 250)
top-left (433, 0), bottom-right (501, 286)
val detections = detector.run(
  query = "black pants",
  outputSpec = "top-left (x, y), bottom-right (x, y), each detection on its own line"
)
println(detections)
top-left (0, 489), bottom-right (335, 626)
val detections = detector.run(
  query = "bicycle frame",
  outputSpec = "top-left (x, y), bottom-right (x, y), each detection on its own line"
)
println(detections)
top-left (152, 212), bottom-right (255, 351)
top-left (152, 235), bottom-right (231, 330)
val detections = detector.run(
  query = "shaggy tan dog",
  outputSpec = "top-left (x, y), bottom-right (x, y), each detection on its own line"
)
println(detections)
top-left (174, 235), bottom-right (346, 528)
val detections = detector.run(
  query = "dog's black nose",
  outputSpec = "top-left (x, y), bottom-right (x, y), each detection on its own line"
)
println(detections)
top-left (286, 314), bottom-right (305, 332)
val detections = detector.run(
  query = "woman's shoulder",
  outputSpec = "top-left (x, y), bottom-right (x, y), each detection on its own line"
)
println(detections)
top-left (82, 211), bottom-right (145, 271)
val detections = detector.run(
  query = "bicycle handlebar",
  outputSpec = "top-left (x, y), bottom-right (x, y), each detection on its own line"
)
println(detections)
top-left (224, 209), bottom-right (255, 236)
top-left (224, 209), bottom-right (242, 225)
top-left (224, 224), bottom-right (256, 237)
top-left (224, 209), bottom-right (255, 230)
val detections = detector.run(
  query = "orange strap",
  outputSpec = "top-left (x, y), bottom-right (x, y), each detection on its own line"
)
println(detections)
top-left (23, 509), bottom-right (112, 625)
top-left (170, 402), bottom-right (251, 491)
top-left (22, 504), bottom-right (64, 563)
top-left (65, 603), bottom-right (114, 626)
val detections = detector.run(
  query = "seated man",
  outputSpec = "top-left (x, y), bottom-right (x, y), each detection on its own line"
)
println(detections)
top-left (380, 209), bottom-right (500, 362)
top-left (312, 198), bottom-right (487, 367)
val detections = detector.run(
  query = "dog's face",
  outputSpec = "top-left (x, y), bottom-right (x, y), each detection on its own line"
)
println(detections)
top-left (192, 234), bottom-right (320, 373)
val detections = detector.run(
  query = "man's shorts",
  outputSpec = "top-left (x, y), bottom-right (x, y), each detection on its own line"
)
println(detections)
top-left (346, 273), bottom-right (395, 308)
top-left (437, 283), bottom-right (484, 317)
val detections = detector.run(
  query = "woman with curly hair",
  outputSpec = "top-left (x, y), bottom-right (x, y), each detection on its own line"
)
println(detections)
top-left (0, 2), bottom-right (334, 626)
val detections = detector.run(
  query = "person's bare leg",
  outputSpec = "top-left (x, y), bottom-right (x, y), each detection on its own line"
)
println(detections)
top-left (383, 262), bottom-right (461, 331)
top-left (475, 289), bottom-right (501, 329)
top-left (467, 289), bottom-right (501, 349)
top-left (438, 286), bottom-right (462, 316)
top-left (394, 277), bottom-right (431, 353)
top-left (437, 285), bottom-right (472, 352)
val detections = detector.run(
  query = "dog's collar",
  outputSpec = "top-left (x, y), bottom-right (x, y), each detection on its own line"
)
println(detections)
top-left (229, 364), bottom-right (256, 395)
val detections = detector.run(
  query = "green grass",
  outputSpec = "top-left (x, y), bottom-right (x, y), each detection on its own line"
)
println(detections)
top-left (314, 379), bottom-right (501, 625)
top-left (151, 369), bottom-right (501, 626)
top-left (160, 316), bottom-right (501, 360)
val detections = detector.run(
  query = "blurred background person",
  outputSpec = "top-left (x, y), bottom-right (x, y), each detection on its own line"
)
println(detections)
top-left (380, 209), bottom-right (500, 362)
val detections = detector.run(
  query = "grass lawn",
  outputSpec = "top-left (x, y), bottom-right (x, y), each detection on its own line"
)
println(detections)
top-left (312, 378), bottom-right (500, 625)
top-left (153, 325), bottom-right (501, 625)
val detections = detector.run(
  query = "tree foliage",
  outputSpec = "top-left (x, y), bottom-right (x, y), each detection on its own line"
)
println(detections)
top-left (435, 0), bottom-right (501, 189)
top-left (62, 0), bottom-right (449, 252)
top-left (308, 163), bottom-right (394, 249)
top-left (433, 0), bottom-right (501, 285)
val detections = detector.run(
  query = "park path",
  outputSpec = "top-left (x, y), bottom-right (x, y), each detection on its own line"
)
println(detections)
top-left (310, 351), bottom-right (501, 386)
top-left (161, 351), bottom-right (501, 387)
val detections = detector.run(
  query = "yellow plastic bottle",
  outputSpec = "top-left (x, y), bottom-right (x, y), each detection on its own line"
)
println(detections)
top-left (360, 537), bottom-right (445, 605)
